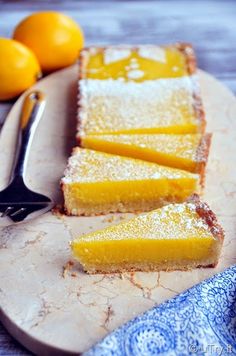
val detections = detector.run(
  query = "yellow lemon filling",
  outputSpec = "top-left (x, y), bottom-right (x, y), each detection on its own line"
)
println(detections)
top-left (81, 45), bottom-right (190, 81)
top-left (71, 199), bottom-right (223, 273)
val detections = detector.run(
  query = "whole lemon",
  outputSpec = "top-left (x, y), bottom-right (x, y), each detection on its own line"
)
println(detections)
top-left (0, 38), bottom-right (41, 101)
top-left (13, 11), bottom-right (84, 73)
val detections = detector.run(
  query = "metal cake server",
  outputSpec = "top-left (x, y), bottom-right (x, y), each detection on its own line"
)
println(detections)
top-left (0, 91), bottom-right (54, 226)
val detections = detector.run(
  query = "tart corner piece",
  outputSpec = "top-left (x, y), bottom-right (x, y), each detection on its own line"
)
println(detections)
top-left (61, 148), bottom-right (200, 216)
top-left (71, 194), bottom-right (224, 274)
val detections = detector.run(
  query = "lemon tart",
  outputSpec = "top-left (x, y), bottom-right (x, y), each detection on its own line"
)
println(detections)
top-left (61, 148), bottom-right (200, 216)
top-left (81, 133), bottom-right (211, 176)
top-left (71, 195), bottom-right (224, 273)
top-left (77, 44), bottom-right (205, 137)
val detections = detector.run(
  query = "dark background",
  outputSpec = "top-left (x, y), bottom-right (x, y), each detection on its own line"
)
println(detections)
top-left (0, 0), bottom-right (236, 354)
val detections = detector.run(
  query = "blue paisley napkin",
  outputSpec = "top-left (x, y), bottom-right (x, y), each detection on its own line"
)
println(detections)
top-left (85, 266), bottom-right (236, 356)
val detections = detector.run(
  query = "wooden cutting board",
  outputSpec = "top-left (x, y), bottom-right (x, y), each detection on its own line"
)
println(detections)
top-left (0, 65), bottom-right (235, 355)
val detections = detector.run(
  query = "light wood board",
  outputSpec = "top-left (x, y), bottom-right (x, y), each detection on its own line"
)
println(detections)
top-left (0, 65), bottom-right (236, 355)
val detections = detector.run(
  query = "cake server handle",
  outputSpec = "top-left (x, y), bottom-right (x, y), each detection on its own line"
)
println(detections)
top-left (11, 91), bottom-right (46, 182)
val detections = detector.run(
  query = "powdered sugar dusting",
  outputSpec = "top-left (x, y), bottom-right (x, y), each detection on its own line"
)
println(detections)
top-left (127, 69), bottom-right (144, 79)
top-left (104, 48), bottom-right (131, 65)
top-left (138, 46), bottom-right (166, 63)
top-left (62, 148), bottom-right (198, 184)
top-left (77, 201), bottom-right (213, 242)
top-left (78, 76), bottom-right (198, 135)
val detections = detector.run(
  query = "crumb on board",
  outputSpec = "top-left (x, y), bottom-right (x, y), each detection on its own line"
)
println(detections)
top-left (52, 205), bottom-right (65, 216)
top-left (102, 215), bottom-right (116, 223)
top-left (119, 215), bottom-right (126, 220)
top-left (62, 260), bottom-right (75, 278)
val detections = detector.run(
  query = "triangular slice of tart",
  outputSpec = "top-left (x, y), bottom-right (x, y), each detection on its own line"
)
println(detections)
top-left (81, 133), bottom-right (211, 175)
top-left (71, 195), bottom-right (224, 273)
top-left (61, 148), bottom-right (200, 216)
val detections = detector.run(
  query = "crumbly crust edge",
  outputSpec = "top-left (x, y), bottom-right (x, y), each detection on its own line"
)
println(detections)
top-left (82, 260), bottom-right (220, 274)
top-left (196, 133), bottom-right (212, 187)
top-left (188, 194), bottom-right (224, 244)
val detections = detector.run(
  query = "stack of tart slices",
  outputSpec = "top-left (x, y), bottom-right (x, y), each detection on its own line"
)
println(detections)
top-left (61, 44), bottom-right (224, 273)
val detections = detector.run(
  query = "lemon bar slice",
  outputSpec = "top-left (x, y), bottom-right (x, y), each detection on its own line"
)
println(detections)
top-left (71, 195), bottom-right (224, 273)
top-left (61, 148), bottom-right (200, 216)
top-left (77, 44), bottom-right (205, 136)
top-left (81, 133), bottom-right (211, 175)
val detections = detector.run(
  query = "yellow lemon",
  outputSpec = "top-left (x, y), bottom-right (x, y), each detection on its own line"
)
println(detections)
top-left (13, 11), bottom-right (84, 72)
top-left (0, 38), bottom-right (41, 101)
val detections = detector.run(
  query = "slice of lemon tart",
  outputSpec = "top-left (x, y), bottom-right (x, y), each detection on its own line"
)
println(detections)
top-left (77, 44), bottom-right (205, 137)
top-left (81, 133), bottom-right (211, 175)
top-left (61, 148), bottom-right (200, 216)
top-left (71, 195), bottom-right (224, 273)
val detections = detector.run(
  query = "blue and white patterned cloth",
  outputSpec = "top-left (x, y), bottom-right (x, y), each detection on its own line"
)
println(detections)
top-left (85, 266), bottom-right (236, 356)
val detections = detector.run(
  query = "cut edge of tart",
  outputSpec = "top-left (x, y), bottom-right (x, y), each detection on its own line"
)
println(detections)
top-left (71, 194), bottom-right (224, 274)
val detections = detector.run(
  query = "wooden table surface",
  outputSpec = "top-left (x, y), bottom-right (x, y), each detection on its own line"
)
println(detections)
top-left (0, 0), bottom-right (236, 354)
